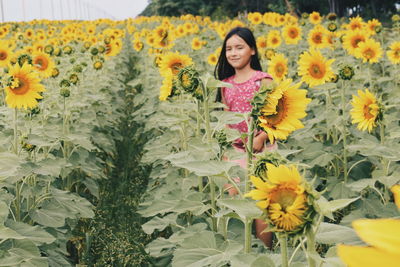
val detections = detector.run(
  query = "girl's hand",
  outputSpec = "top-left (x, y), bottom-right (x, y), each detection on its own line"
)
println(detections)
top-left (253, 134), bottom-right (265, 153)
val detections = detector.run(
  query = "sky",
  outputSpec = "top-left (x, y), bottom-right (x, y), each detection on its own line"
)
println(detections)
top-left (0, 0), bottom-right (149, 22)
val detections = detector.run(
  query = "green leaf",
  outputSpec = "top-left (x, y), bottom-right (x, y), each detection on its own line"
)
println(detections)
top-left (316, 223), bottom-right (362, 245)
top-left (5, 220), bottom-right (55, 245)
top-left (317, 197), bottom-right (359, 220)
top-left (0, 152), bottom-right (22, 178)
top-left (217, 199), bottom-right (263, 220)
top-left (29, 206), bottom-right (66, 228)
top-left (142, 214), bottom-right (178, 235)
top-left (173, 160), bottom-right (236, 176)
top-left (172, 231), bottom-right (243, 267)
top-left (202, 73), bottom-right (233, 89)
top-left (0, 201), bottom-right (9, 224)
top-left (0, 225), bottom-right (24, 240)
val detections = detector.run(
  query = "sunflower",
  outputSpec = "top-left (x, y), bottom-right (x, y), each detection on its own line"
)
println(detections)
top-left (386, 41), bottom-right (400, 64)
top-left (342, 29), bottom-right (370, 56)
top-left (132, 39), bottom-right (143, 52)
top-left (0, 41), bottom-right (13, 67)
top-left (191, 37), bottom-right (204, 50)
top-left (297, 49), bottom-right (335, 87)
top-left (282, 24), bottom-right (302, 45)
top-left (309, 11), bottom-right (322, 24)
top-left (5, 63), bottom-right (45, 109)
top-left (258, 79), bottom-right (311, 143)
top-left (366, 19), bottom-right (382, 35)
top-left (245, 164), bottom-right (311, 232)
top-left (159, 70), bottom-right (173, 101)
top-left (307, 25), bottom-right (329, 49)
top-left (267, 30), bottom-right (282, 49)
top-left (159, 52), bottom-right (193, 76)
top-left (105, 39), bottom-right (122, 57)
top-left (350, 89), bottom-right (381, 132)
top-left (207, 53), bottom-right (218, 65)
top-left (248, 12), bottom-right (263, 25)
top-left (268, 53), bottom-right (288, 81)
top-left (256, 36), bottom-right (267, 50)
top-left (347, 16), bottom-right (365, 31)
top-left (354, 38), bottom-right (383, 63)
top-left (32, 51), bottom-right (55, 78)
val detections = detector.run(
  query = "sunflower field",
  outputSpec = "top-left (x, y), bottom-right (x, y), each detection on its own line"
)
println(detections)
top-left (0, 10), bottom-right (400, 267)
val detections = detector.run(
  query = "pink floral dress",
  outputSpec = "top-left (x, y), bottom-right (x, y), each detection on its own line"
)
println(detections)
top-left (222, 70), bottom-right (273, 151)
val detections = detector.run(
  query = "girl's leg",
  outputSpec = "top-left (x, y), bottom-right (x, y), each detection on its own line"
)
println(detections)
top-left (255, 219), bottom-right (273, 249)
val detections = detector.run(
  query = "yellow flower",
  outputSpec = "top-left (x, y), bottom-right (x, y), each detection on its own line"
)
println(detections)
top-left (308, 25), bottom-right (329, 49)
top-left (338, 218), bottom-right (400, 267)
top-left (366, 19), bottom-right (381, 35)
top-left (0, 41), bottom-right (12, 68)
top-left (258, 79), bottom-right (311, 143)
top-left (268, 53), bottom-right (288, 81)
top-left (191, 37), bottom-right (204, 50)
top-left (350, 89), bottom-right (380, 132)
top-left (267, 30), bottom-right (282, 49)
top-left (256, 36), bottom-right (267, 50)
top-left (347, 15), bottom-right (365, 31)
top-left (5, 63), bottom-right (45, 109)
top-left (248, 12), bottom-right (263, 25)
top-left (159, 52), bottom-right (193, 76)
top-left (391, 185), bottom-right (400, 209)
top-left (342, 29), bottom-right (370, 56)
top-left (355, 39), bottom-right (383, 63)
top-left (105, 38), bottom-right (122, 57)
top-left (386, 41), bottom-right (400, 64)
top-left (133, 39), bottom-right (143, 52)
top-left (297, 49), bottom-right (335, 87)
top-left (282, 24), bottom-right (302, 45)
top-left (309, 11), bottom-right (322, 24)
top-left (245, 164), bottom-right (310, 232)
top-left (32, 51), bottom-right (55, 78)
top-left (159, 69), bottom-right (173, 101)
top-left (207, 53), bottom-right (218, 65)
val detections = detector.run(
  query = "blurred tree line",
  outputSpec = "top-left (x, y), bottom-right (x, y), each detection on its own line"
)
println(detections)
top-left (140, 0), bottom-right (399, 20)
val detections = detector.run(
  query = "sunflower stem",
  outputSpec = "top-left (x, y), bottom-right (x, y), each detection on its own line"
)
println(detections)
top-left (13, 108), bottom-right (18, 155)
top-left (340, 80), bottom-right (348, 183)
top-left (379, 122), bottom-right (389, 176)
top-left (244, 218), bottom-right (252, 253)
top-left (202, 82), bottom-right (217, 231)
top-left (306, 230), bottom-right (317, 267)
top-left (279, 234), bottom-right (289, 267)
top-left (246, 117), bottom-right (255, 193)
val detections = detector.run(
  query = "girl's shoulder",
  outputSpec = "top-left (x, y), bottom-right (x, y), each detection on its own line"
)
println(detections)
top-left (253, 70), bottom-right (273, 82)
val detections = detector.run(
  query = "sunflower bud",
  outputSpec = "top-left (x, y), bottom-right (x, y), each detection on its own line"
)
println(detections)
top-left (327, 22), bottom-right (338, 32)
top-left (176, 66), bottom-right (200, 95)
top-left (60, 79), bottom-right (70, 88)
top-left (60, 87), bottom-right (70, 97)
top-left (392, 14), bottom-right (400, 22)
top-left (98, 46), bottom-right (106, 54)
top-left (17, 54), bottom-right (32, 67)
top-left (84, 42), bottom-right (92, 49)
top-left (374, 25), bottom-right (382, 33)
top-left (44, 45), bottom-right (54, 55)
top-left (214, 129), bottom-right (231, 150)
top-left (330, 73), bottom-right (339, 83)
top-left (264, 48), bottom-right (276, 60)
top-left (63, 45), bottom-right (73, 55)
top-left (301, 12), bottom-right (309, 19)
top-left (51, 68), bottom-right (60, 78)
top-left (54, 47), bottom-right (62, 56)
top-left (93, 61), bottom-right (103, 70)
top-left (104, 37), bottom-right (111, 44)
top-left (69, 73), bottom-right (79, 85)
top-left (339, 65), bottom-right (355, 80)
top-left (73, 65), bottom-right (83, 73)
top-left (90, 47), bottom-right (99, 55)
top-left (327, 13), bottom-right (337, 21)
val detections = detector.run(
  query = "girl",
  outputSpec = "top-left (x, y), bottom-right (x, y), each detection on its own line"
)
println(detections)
top-left (214, 27), bottom-right (277, 248)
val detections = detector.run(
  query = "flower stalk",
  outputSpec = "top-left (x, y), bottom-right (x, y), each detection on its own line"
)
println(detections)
top-left (279, 233), bottom-right (289, 267)
top-left (341, 80), bottom-right (348, 182)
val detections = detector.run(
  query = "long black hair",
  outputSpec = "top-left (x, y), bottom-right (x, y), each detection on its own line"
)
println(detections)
top-left (214, 27), bottom-right (262, 103)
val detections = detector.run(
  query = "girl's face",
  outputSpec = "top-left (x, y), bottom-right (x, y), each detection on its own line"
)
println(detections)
top-left (225, 34), bottom-right (255, 70)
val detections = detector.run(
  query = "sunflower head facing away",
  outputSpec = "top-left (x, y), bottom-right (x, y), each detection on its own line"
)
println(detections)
top-left (245, 164), bottom-right (316, 233)
top-left (5, 63), bottom-right (46, 109)
top-left (297, 49), bottom-right (335, 88)
top-left (350, 89), bottom-right (382, 132)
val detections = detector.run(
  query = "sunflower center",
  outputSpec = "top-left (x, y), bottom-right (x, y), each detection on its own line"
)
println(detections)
top-left (265, 97), bottom-right (286, 127)
top-left (270, 188), bottom-right (297, 210)
top-left (34, 56), bottom-right (49, 71)
top-left (362, 48), bottom-right (375, 59)
top-left (289, 29), bottom-right (298, 38)
top-left (275, 63), bottom-right (286, 77)
top-left (309, 63), bottom-right (325, 79)
top-left (10, 76), bottom-right (30, 95)
top-left (171, 62), bottom-right (183, 75)
top-left (351, 37), bottom-right (364, 48)
top-left (312, 33), bottom-right (323, 44)
top-left (0, 51), bottom-right (7, 60)
top-left (363, 103), bottom-right (375, 119)
top-left (272, 37), bottom-right (279, 45)
top-left (394, 49), bottom-right (400, 58)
